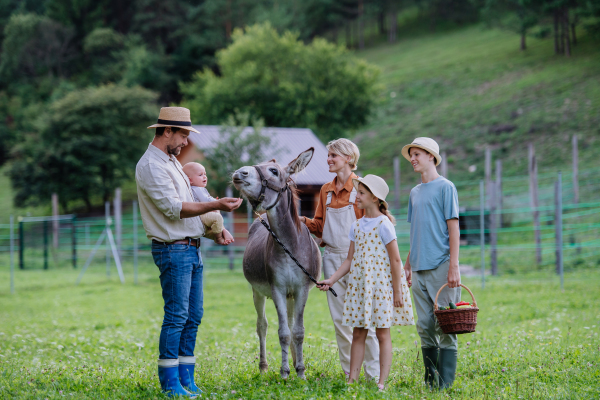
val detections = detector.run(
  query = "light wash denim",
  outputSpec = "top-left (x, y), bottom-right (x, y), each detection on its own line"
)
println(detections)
top-left (412, 260), bottom-right (460, 350)
top-left (151, 241), bottom-right (204, 360)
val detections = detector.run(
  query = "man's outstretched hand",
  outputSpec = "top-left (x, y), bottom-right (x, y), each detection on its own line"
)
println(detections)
top-left (216, 197), bottom-right (243, 212)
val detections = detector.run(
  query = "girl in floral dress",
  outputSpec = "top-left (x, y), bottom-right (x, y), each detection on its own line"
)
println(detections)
top-left (318, 174), bottom-right (414, 390)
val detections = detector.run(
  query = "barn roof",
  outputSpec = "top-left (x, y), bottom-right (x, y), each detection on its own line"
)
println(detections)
top-left (189, 125), bottom-right (334, 186)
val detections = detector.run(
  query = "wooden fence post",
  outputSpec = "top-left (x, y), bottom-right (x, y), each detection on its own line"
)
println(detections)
top-left (105, 201), bottom-right (111, 277)
top-left (440, 151), bottom-right (448, 178)
top-left (490, 179), bottom-right (498, 276)
top-left (114, 187), bottom-right (122, 255)
top-left (480, 180), bottom-right (485, 289)
top-left (496, 159), bottom-right (503, 226)
top-left (528, 143), bottom-right (542, 264)
top-left (555, 172), bottom-right (564, 290)
top-left (10, 215), bottom-right (15, 294)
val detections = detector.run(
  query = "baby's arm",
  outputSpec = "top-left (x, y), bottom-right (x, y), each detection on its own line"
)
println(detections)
top-left (386, 240), bottom-right (404, 307)
top-left (317, 242), bottom-right (355, 291)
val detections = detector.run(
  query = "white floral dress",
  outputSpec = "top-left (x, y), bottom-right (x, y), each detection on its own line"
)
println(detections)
top-left (342, 218), bottom-right (414, 328)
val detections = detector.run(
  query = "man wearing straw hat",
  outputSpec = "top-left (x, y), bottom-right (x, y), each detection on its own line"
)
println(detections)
top-left (401, 137), bottom-right (461, 390)
top-left (136, 107), bottom-right (243, 397)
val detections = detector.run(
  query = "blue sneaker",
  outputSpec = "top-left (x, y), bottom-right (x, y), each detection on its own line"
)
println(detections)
top-left (179, 357), bottom-right (203, 395)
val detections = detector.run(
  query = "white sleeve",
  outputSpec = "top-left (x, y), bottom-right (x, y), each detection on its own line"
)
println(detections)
top-left (379, 218), bottom-right (397, 245)
top-left (348, 223), bottom-right (356, 242)
top-left (192, 187), bottom-right (217, 203)
top-left (137, 163), bottom-right (182, 220)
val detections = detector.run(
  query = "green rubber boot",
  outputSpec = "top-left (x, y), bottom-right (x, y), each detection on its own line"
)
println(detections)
top-left (438, 348), bottom-right (458, 390)
top-left (421, 347), bottom-right (439, 389)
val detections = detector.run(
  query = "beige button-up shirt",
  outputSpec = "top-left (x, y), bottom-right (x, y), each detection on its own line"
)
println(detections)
top-left (135, 144), bottom-right (204, 242)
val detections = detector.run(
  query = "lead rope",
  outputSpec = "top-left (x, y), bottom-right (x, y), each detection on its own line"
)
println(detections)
top-left (254, 211), bottom-right (337, 297)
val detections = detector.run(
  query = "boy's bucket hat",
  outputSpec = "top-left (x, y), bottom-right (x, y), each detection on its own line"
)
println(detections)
top-left (352, 175), bottom-right (390, 211)
top-left (147, 107), bottom-right (201, 134)
top-left (401, 137), bottom-right (442, 166)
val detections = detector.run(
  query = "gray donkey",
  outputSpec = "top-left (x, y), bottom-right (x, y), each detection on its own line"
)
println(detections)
top-left (232, 148), bottom-right (321, 379)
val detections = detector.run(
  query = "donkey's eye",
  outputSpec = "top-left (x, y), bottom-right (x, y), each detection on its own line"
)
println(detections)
top-left (269, 168), bottom-right (278, 176)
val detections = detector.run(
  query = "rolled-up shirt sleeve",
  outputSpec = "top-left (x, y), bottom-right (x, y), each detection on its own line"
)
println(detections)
top-left (304, 187), bottom-right (325, 238)
top-left (139, 164), bottom-right (183, 220)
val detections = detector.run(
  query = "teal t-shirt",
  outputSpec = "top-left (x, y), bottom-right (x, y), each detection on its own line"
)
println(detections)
top-left (407, 176), bottom-right (459, 271)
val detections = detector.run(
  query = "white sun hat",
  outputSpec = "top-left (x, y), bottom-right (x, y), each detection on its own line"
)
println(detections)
top-left (401, 137), bottom-right (442, 166)
top-left (352, 174), bottom-right (390, 211)
top-left (147, 107), bottom-right (201, 134)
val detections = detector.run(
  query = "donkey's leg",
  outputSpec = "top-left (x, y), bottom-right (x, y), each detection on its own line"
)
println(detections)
top-left (252, 289), bottom-right (269, 373)
top-left (271, 288), bottom-right (291, 379)
top-left (286, 297), bottom-right (297, 370)
top-left (291, 286), bottom-right (309, 379)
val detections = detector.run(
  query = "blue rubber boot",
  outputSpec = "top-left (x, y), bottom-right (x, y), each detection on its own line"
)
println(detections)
top-left (179, 357), bottom-right (202, 395)
top-left (158, 361), bottom-right (197, 398)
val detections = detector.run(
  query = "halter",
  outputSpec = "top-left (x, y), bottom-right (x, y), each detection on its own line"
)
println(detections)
top-left (252, 165), bottom-right (289, 211)
top-left (249, 165), bottom-right (337, 297)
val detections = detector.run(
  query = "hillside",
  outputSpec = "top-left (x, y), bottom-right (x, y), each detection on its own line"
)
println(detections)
top-left (2, 23), bottom-right (599, 221)
top-left (353, 24), bottom-right (600, 203)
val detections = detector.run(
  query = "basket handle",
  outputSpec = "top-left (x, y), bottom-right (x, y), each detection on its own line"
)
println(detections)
top-left (434, 283), bottom-right (477, 311)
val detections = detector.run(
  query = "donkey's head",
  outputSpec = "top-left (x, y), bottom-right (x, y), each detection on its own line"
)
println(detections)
top-left (232, 148), bottom-right (314, 218)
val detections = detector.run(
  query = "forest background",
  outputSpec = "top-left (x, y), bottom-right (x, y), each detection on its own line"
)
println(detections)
top-left (1, 0), bottom-right (599, 215)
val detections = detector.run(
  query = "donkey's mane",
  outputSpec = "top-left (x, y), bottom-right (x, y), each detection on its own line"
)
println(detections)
top-left (287, 179), bottom-right (302, 233)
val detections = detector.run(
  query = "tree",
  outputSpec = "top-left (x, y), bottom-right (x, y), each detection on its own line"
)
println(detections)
top-left (0, 13), bottom-right (76, 80)
top-left (483, 0), bottom-right (542, 50)
top-left (180, 23), bottom-right (380, 142)
top-left (202, 113), bottom-right (274, 196)
top-left (7, 84), bottom-right (157, 212)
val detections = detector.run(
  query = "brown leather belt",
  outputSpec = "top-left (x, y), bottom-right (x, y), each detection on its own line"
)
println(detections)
top-left (152, 238), bottom-right (201, 248)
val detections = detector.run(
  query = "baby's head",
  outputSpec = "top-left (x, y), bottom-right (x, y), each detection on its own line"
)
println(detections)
top-left (183, 162), bottom-right (208, 188)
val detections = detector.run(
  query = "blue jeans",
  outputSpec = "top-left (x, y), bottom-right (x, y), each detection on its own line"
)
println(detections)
top-left (151, 241), bottom-right (204, 360)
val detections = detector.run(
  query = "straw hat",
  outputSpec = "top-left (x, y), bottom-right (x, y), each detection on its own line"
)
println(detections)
top-left (147, 107), bottom-right (200, 134)
top-left (352, 175), bottom-right (390, 210)
top-left (401, 137), bottom-right (442, 166)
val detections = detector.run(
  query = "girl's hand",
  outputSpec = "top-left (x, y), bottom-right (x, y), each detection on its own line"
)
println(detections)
top-left (393, 290), bottom-right (404, 307)
top-left (317, 279), bottom-right (334, 292)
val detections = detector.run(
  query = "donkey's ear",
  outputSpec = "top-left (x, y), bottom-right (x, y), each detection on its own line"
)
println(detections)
top-left (285, 147), bottom-right (314, 177)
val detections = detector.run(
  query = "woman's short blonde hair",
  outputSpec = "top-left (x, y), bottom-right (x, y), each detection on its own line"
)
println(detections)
top-left (326, 138), bottom-right (360, 171)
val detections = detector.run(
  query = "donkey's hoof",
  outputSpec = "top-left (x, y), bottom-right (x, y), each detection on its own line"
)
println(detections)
top-left (295, 366), bottom-right (306, 380)
top-left (259, 361), bottom-right (269, 373)
top-left (280, 367), bottom-right (291, 380)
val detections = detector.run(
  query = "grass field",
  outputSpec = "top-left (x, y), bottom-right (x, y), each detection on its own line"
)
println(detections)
top-left (1, 18), bottom-right (600, 400)
top-left (0, 265), bottom-right (598, 399)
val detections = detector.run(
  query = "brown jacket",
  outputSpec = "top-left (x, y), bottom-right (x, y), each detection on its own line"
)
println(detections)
top-left (305, 173), bottom-right (364, 243)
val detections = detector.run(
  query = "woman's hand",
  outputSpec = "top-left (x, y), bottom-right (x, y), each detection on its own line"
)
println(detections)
top-left (300, 216), bottom-right (306, 224)
top-left (393, 290), bottom-right (404, 307)
top-left (317, 278), bottom-right (334, 292)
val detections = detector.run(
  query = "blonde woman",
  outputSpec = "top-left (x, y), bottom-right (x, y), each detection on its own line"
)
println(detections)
top-left (301, 138), bottom-right (380, 380)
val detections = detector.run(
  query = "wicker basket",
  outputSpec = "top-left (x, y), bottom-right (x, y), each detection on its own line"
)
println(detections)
top-left (434, 283), bottom-right (479, 334)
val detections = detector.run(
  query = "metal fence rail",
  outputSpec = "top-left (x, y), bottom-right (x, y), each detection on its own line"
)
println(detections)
top-left (1, 171), bottom-right (599, 293)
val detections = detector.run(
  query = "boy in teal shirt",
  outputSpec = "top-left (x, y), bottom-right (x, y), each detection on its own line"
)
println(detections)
top-left (402, 137), bottom-right (461, 390)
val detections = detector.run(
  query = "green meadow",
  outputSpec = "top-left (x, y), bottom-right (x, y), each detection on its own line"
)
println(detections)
top-left (0, 265), bottom-right (598, 399)
top-left (354, 24), bottom-right (600, 183)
